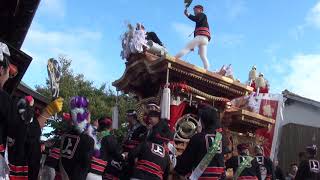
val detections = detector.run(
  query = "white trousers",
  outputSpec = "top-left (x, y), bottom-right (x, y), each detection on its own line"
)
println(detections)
top-left (175, 35), bottom-right (210, 70)
top-left (86, 173), bottom-right (102, 180)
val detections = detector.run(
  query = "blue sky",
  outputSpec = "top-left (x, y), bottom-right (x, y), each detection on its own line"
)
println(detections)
top-left (22, 0), bottom-right (320, 100)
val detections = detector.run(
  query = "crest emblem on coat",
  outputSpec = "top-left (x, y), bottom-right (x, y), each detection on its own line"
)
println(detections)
top-left (61, 134), bottom-right (80, 159)
top-left (309, 160), bottom-right (320, 173)
top-left (151, 143), bottom-right (165, 158)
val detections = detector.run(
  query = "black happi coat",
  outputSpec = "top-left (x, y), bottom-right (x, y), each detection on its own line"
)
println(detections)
top-left (100, 133), bottom-right (124, 180)
top-left (7, 97), bottom-right (41, 180)
top-left (188, 12), bottom-right (211, 40)
top-left (226, 154), bottom-right (261, 180)
top-left (26, 119), bottom-right (41, 180)
top-left (295, 158), bottom-right (320, 180)
top-left (60, 129), bottom-right (94, 180)
top-left (129, 141), bottom-right (170, 180)
top-left (123, 123), bottom-right (147, 153)
top-left (175, 128), bottom-right (226, 179)
top-left (0, 89), bottom-right (16, 156)
top-left (255, 154), bottom-right (275, 180)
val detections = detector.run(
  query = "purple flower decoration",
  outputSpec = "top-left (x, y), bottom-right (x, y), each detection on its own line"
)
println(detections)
top-left (76, 110), bottom-right (89, 123)
top-left (70, 96), bottom-right (89, 109)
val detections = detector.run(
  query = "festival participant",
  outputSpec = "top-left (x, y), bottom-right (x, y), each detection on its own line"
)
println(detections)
top-left (123, 109), bottom-right (147, 153)
top-left (175, 5), bottom-right (211, 70)
top-left (175, 107), bottom-right (226, 180)
top-left (285, 163), bottom-right (298, 180)
top-left (298, 152), bottom-right (307, 164)
top-left (58, 96), bottom-right (94, 180)
top-left (0, 42), bottom-right (17, 179)
top-left (121, 110), bottom-right (147, 180)
top-left (128, 104), bottom-right (172, 180)
top-left (226, 143), bottom-right (261, 180)
top-left (145, 104), bottom-right (171, 141)
top-left (0, 42), bottom-right (63, 180)
top-left (92, 119), bottom-right (99, 133)
top-left (254, 145), bottom-right (275, 180)
top-left (138, 24), bottom-right (164, 47)
top-left (274, 160), bottom-right (285, 180)
top-left (41, 115), bottom-right (73, 180)
top-left (8, 96), bottom-right (43, 180)
top-left (295, 145), bottom-right (320, 180)
top-left (86, 117), bottom-right (108, 180)
top-left (95, 117), bottom-right (123, 180)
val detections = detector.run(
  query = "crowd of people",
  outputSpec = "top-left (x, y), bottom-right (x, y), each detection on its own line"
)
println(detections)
top-left (1, 40), bottom-right (320, 180)
top-left (1, 3), bottom-right (320, 179)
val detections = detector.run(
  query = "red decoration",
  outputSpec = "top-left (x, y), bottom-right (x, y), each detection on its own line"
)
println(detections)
top-left (63, 113), bottom-right (71, 121)
top-left (169, 102), bottom-right (187, 131)
top-left (255, 128), bottom-right (273, 156)
top-left (259, 99), bottom-right (278, 120)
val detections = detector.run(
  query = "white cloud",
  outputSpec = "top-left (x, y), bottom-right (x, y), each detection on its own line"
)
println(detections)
top-left (291, 1), bottom-right (320, 39)
top-left (265, 44), bottom-right (281, 55)
top-left (216, 33), bottom-right (244, 47)
top-left (27, 28), bottom-right (101, 47)
top-left (22, 25), bottom-right (106, 87)
top-left (272, 54), bottom-right (320, 101)
top-left (171, 22), bottom-right (194, 40)
top-left (226, 0), bottom-right (247, 20)
top-left (38, 0), bottom-right (66, 18)
top-left (289, 25), bottom-right (305, 40)
top-left (306, 1), bottom-right (320, 29)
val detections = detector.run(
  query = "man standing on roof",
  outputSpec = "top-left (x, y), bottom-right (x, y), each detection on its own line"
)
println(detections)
top-left (175, 5), bottom-right (211, 70)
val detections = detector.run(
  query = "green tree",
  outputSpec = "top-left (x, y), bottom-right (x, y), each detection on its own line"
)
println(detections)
top-left (36, 56), bottom-right (136, 140)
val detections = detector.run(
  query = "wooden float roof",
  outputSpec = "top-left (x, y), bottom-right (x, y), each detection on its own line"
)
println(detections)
top-left (224, 108), bottom-right (275, 132)
top-left (0, 0), bottom-right (41, 49)
top-left (14, 82), bottom-right (50, 109)
top-left (3, 41), bottom-right (32, 94)
top-left (113, 51), bottom-right (253, 99)
top-left (1, 0), bottom-right (40, 94)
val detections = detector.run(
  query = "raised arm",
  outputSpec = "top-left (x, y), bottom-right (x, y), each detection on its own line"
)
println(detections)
top-left (37, 97), bottom-right (63, 128)
top-left (184, 9), bottom-right (205, 23)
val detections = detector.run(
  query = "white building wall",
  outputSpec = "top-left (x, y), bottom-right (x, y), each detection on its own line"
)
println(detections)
top-left (282, 101), bottom-right (320, 128)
